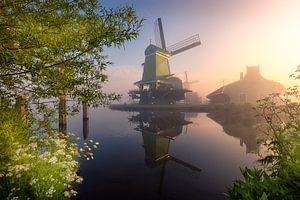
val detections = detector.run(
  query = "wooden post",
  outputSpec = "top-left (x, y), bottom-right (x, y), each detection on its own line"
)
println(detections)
top-left (83, 102), bottom-right (89, 120)
top-left (82, 102), bottom-right (89, 139)
top-left (59, 94), bottom-right (67, 134)
top-left (15, 95), bottom-right (28, 125)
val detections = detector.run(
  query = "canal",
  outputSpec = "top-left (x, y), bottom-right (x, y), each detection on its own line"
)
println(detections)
top-left (68, 108), bottom-right (261, 200)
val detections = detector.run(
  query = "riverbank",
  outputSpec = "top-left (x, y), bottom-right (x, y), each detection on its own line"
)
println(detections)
top-left (109, 103), bottom-right (212, 112)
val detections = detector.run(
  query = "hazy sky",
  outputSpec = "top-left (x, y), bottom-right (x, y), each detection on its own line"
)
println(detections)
top-left (101, 0), bottom-right (300, 100)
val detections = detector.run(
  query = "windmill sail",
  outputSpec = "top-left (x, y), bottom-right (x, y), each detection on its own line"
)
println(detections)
top-left (167, 34), bottom-right (201, 56)
top-left (154, 18), bottom-right (167, 50)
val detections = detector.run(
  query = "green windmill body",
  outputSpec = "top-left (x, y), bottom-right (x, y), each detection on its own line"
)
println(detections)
top-left (129, 18), bottom-right (201, 104)
top-left (141, 44), bottom-right (171, 82)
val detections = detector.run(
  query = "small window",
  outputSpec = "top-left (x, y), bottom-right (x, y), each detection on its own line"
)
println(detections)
top-left (240, 93), bottom-right (247, 102)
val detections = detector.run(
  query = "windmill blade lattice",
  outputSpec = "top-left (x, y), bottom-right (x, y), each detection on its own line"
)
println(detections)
top-left (167, 34), bottom-right (201, 56)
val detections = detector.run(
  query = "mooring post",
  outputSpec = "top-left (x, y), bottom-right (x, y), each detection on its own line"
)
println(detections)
top-left (59, 94), bottom-right (67, 134)
top-left (82, 102), bottom-right (89, 139)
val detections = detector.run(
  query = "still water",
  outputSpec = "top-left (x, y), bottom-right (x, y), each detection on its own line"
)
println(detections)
top-left (68, 108), bottom-right (261, 200)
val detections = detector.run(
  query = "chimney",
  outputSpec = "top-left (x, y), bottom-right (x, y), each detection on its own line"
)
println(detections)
top-left (245, 65), bottom-right (262, 79)
top-left (240, 72), bottom-right (244, 80)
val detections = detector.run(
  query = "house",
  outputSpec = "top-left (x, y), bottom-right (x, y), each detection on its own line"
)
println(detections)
top-left (207, 66), bottom-right (285, 104)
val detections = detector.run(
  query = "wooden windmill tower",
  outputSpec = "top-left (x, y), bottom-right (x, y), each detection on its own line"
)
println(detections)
top-left (129, 18), bottom-right (201, 104)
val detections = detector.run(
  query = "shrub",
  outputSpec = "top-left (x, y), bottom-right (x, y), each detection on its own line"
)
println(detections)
top-left (226, 88), bottom-right (300, 200)
top-left (0, 109), bottom-right (98, 199)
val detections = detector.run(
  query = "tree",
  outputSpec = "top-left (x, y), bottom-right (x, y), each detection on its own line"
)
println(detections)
top-left (0, 0), bottom-right (143, 132)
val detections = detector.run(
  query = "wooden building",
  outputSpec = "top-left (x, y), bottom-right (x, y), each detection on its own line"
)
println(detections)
top-left (207, 66), bottom-right (285, 104)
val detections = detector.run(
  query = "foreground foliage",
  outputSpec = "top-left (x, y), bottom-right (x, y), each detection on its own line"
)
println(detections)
top-left (226, 86), bottom-right (300, 200)
top-left (0, 109), bottom-right (98, 199)
top-left (0, 0), bottom-right (143, 132)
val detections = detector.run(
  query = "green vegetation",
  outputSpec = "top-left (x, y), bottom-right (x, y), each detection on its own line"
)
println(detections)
top-left (0, 0), bottom-right (143, 199)
top-left (226, 85), bottom-right (300, 199)
top-left (0, 0), bottom-right (143, 128)
top-left (0, 108), bottom-right (99, 199)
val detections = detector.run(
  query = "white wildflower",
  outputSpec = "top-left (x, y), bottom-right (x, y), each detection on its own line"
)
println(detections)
top-left (6, 172), bottom-right (13, 177)
top-left (75, 177), bottom-right (83, 183)
top-left (29, 142), bottom-right (37, 149)
top-left (95, 142), bottom-right (99, 145)
top-left (29, 178), bottom-right (37, 186)
top-left (64, 191), bottom-right (71, 198)
top-left (89, 139), bottom-right (94, 143)
top-left (70, 189), bottom-right (78, 196)
top-left (49, 156), bottom-right (58, 164)
top-left (15, 148), bottom-right (22, 155)
top-left (46, 186), bottom-right (56, 197)
top-left (55, 149), bottom-right (65, 156)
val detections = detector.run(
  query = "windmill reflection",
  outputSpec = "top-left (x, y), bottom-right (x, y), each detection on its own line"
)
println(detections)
top-left (129, 111), bottom-right (201, 194)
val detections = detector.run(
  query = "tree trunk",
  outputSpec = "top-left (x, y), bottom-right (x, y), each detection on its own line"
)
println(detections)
top-left (59, 94), bottom-right (67, 134)
top-left (15, 95), bottom-right (28, 126)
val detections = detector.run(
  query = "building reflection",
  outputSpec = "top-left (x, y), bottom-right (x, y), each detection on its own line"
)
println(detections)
top-left (129, 111), bottom-right (201, 194)
top-left (207, 112), bottom-right (262, 154)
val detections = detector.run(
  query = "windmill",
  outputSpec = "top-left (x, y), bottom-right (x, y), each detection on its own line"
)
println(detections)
top-left (129, 18), bottom-right (201, 104)
top-left (183, 71), bottom-right (202, 104)
top-left (183, 71), bottom-right (199, 90)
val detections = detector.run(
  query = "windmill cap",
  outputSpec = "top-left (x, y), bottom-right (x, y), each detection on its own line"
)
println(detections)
top-left (145, 44), bottom-right (170, 55)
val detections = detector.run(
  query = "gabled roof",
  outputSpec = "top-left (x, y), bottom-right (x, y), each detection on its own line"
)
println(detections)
top-left (207, 86), bottom-right (225, 98)
top-left (207, 66), bottom-right (285, 101)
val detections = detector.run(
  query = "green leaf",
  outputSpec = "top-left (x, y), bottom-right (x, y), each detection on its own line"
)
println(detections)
top-left (260, 192), bottom-right (268, 200)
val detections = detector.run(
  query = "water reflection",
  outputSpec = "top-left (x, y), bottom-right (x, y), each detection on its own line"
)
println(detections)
top-left (73, 108), bottom-right (260, 200)
top-left (128, 111), bottom-right (201, 194)
top-left (207, 112), bottom-right (261, 154)
top-left (83, 118), bottom-right (89, 140)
